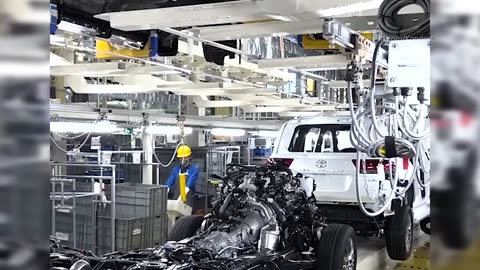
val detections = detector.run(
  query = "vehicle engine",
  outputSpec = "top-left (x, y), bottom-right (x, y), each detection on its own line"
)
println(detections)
top-left (50, 163), bottom-right (330, 270)
top-left (194, 163), bottom-right (320, 258)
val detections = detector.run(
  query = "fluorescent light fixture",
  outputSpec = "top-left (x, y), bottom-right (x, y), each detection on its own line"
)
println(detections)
top-left (146, 125), bottom-right (193, 135)
top-left (249, 130), bottom-right (279, 138)
top-left (211, 128), bottom-right (246, 137)
top-left (252, 130), bottom-right (279, 138)
top-left (50, 35), bottom-right (65, 43)
top-left (50, 121), bottom-right (120, 133)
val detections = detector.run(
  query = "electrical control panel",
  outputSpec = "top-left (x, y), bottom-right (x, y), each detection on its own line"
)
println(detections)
top-left (387, 39), bottom-right (430, 105)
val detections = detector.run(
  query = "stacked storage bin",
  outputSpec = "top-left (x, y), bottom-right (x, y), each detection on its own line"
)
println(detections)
top-left (53, 182), bottom-right (168, 255)
top-left (54, 213), bottom-right (152, 255)
top-left (110, 183), bottom-right (168, 246)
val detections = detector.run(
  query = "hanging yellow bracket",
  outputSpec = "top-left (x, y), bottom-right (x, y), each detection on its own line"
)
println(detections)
top-left (95, 40), bottom-right (150, 60)
top-left (301, 32), bottom-right (373, 50)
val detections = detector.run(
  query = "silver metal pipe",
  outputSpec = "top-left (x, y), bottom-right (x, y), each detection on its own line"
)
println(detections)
top-left (178, 95), bottom-right (182, 115)
top-left (50, 178), bottom-right (76, 183)
top-left (51, 181), bottom-right (56, 236)
top-left (60, 182), bottom-right (65, 208)
top-left (91, 179), bottom-right (96, 253)
top-left (50, 192), bottom-right (101, 200)
top-left (205, 151), bottom-right (209, 212)
top-left (50, 163), bottom-right (115, 168)
top-left (100, 150), bottom-right (145, 154)
top-left (247, 136), bottom-right (251, 166)
top-left (52, 175), bottom-right (112, 179)
top-left (72, 180), bottom-right (77, 248)
top-left (98, 149), bottom-right (101, 167)
top-left (111, 169), bottom-right (116, 252)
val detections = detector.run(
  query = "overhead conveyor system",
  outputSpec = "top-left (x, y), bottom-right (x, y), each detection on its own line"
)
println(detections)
top-left (50, 1), bottom-right (402, 118)
top-left (94, 0), bottom-right (387, 31)
top-left (50, 39), bottom-right (343, 114)
top-left (191, 14), bottom-right (422, 41)
top-left (50, 104), bottom-right (284, 131)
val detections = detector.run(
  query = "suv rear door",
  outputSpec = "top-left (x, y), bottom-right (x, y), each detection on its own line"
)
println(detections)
top-left (272, 121), bottom-right (386, 204)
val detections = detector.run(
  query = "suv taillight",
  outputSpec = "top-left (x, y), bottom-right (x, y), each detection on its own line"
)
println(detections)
top-left (273, 158), bottom-right (294, 167)
top-left (460, 111), bottom-right (473, 127)
top-left (352, 159), bottom-right (395, 174)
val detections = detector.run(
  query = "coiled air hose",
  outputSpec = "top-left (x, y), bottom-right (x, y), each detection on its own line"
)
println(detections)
top-left (377, 0), bottom-right (430, 38)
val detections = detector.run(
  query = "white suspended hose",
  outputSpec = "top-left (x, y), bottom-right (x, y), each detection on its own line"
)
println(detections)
top-left (347, 82), bottom-right (373, 147)
top-left (151, 135), bottom-right (182, 168)
top-left (49, 118), bottom-right (102, 153)
top-left (395, 149), bottom-right (419, 196)
top-left (50, 129), bottom-right (95, 153)
top-left (396, 97), bottom-right (430, 140)
top-left (355, 151), bottom-right (400, 217)
top-left (416, 143), bottom-right (431, 188)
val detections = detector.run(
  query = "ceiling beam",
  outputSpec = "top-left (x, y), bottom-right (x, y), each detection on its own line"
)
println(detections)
top-left (194, 19), bottom-right (326, 41)
top-left (51, 62), bottom-right (133, 76)
top-left (241, 105), bottom-right (337, 113)
top-left (257, 54), bottom-right (349, 70)
top-left (50, 104), bottom-right (283, 130)
top-left (194, 99), bottom-right (323, 108)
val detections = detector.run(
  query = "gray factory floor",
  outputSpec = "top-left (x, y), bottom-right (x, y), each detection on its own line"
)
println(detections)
top-left (357, 227), bottom-right (429, 270)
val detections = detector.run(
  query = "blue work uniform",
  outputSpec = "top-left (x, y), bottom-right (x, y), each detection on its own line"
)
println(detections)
top-left (165, 165), bottom-right (199, 208)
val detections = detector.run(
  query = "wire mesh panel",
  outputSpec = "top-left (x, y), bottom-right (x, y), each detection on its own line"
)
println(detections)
top-left (202, 146), bottom-right (241, 212)
top-left (206, 146), bottom-right (241, 178)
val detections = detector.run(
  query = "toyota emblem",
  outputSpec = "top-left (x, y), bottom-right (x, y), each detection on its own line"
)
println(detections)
top-left (316, 160), bottom-right (327, 168)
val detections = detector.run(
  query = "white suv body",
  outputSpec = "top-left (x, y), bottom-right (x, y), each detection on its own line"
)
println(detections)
top-left (271, 115), bottom-right (430, 224)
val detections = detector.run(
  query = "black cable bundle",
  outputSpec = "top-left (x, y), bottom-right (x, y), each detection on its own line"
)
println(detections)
top-left (377, 0), bottom-right (430, 38)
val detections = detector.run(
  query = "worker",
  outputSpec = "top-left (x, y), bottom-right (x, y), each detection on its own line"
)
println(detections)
top-left (165, 145), bottom-right (198, 209)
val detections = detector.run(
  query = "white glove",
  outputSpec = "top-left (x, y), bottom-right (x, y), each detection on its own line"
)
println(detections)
top-left (177, 187), bottom-right (190, 201)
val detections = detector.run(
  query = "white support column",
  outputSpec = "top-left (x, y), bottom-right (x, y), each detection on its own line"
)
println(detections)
top-left (142, 131), bottom-right (153, 185)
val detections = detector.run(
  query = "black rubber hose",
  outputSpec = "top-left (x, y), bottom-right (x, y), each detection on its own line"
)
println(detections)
top-left (218, 193), bottom-right (232, 220)
top-left (272, 164), bottom-right (293, 177)
top-left (269, 201), bottom-right (286, 223)
top-left (377, 0), bottom-right (430, 38)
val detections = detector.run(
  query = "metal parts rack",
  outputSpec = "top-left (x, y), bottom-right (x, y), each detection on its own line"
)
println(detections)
top-left (50, 163), bottom-right (116, 253)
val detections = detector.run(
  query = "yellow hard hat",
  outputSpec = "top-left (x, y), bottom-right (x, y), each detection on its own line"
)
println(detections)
top-left (177, 145), bottom-right (192, 158)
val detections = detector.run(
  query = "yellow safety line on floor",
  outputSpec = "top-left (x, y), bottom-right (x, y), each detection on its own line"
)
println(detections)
top-left (394, 242), bottom-right (430, 270)
top-left (436, 239), bottom-right (480, 270)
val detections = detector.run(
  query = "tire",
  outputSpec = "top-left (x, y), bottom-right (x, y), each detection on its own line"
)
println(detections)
top-left (70, 260), bottom-right (92, 270)
top-left (405, 185), bottom-right (415, 207)
top-left (385, 205), bottom-right (413, 260)
top-left (169, 215), bottom-right (204, 241)
top-left (438, 165), bottom-right (478, 249)
top-left (420, 217), bottom-right (430, 235)
top-left (316, 224), bottom-right (357, 270)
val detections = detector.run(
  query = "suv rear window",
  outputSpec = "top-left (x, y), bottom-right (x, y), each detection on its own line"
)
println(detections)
top-left (288, 124), bottom-right (355, 153)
